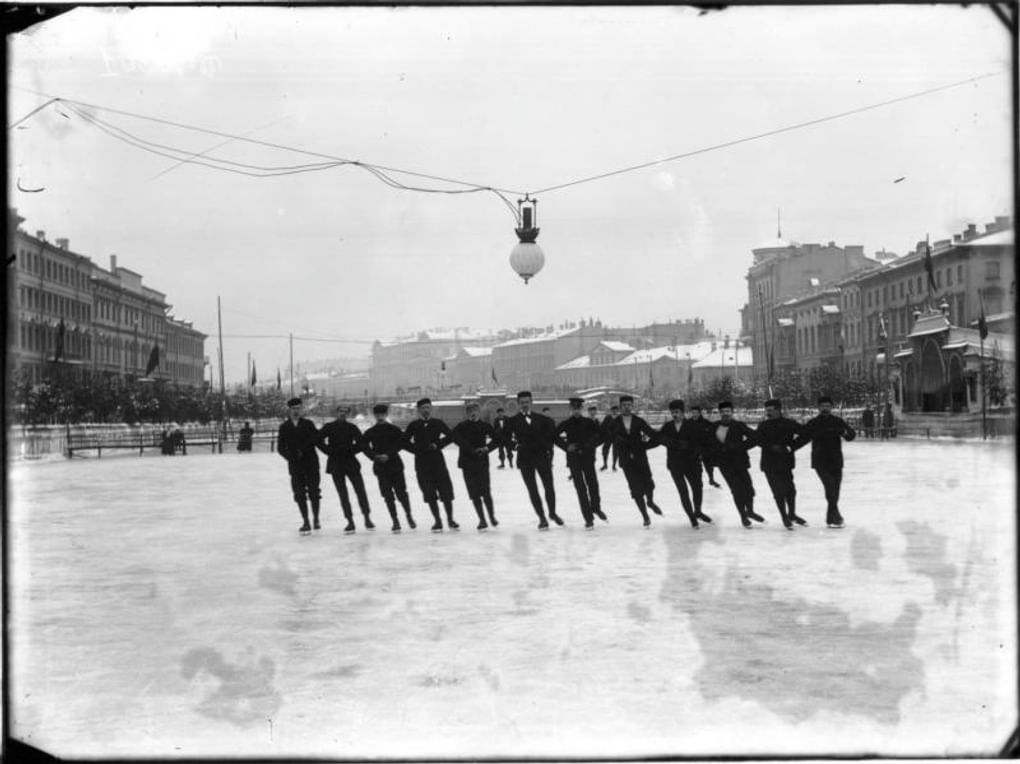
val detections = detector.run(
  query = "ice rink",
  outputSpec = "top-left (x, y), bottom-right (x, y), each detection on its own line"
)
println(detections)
top-left (7, 437), bottom-right (1017, 759)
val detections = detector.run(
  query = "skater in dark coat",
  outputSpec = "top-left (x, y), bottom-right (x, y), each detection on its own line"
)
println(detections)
top-left (451, 401), bottom-right (502, 530)
top-left (493, 408), bottom-right (515, 469)
top-left (793, 395), bottom-right (857, 528)
top-left (508, 390), bottom-right (562, 530)
top-left (755, 398), bottom-right (807, 530)
top-left (363, 403), bottom-right (416, 533)
top-left (707, 401), bottom-right (762, 528)
top-left (317, 404), bottom-right (374, 533)
top-left (657, 399), bottom-right (712, 529)
top-left (554, 397), bottom-right (606, 528)
top-left (277, 397), bottom-right (322, 534)
top-left (402, 398), bottom-right (458, 532)
top-left (599, 405), bottom-right (620, 471)
top-left (689, 405), bottom-right (722, 488)
top-left (610, 395), bottom-right (662, 527)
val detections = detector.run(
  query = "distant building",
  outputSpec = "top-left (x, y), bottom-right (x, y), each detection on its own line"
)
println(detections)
top-left (7, 210), bottom-right (206, 386)
top-left (690, 341), bottom-right (754, 388)
top-left (741, 237), bottom-right (874, 380)
top-left (370, 327), bottom-right (499, 397)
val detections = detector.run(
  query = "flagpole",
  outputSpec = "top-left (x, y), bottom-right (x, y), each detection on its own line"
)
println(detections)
top-left (217, 296), bottom-right (227, 441)
top-left (289, 333), bottom-right (295, 397)
top-left (981, 331), bottom-right (987, 440)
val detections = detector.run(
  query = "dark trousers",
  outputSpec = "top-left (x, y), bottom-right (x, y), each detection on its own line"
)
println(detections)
top-left (601, 440), bottom-right (618, 468)
top-left (497, 444), bottom-right (514, 467)
top-left (375, 468), bottom-right (410, 511)
top-left (330, 463), bottom-right (370, 517)
top-left (519, 458), bottom-right (556, 517)
top-left (764, 468), bottom-right (796, 517)
top-left (814, 467), bottom-right (844, 520)
top-left (620, 453), bottom-right (655, 505)
top-left (566, 453), bottom-right (600, 522)
top-left (415, 459), bottom-right (454, 504)
top-left (718, 463), bottom-right (755, 516)
top-left (668, 460), bottom-right (703, 518)
top-left (462, 466), bottom-right (492, 501)
top-left (288, 460), bottom-right (321, 521)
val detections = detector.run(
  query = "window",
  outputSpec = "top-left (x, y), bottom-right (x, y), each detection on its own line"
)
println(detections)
top-left (899, 282), bottom-right (904, 298)
top-left (946, 268), bottom-right (953, 287)
top-left (936, 271), bottom-right (941, 287)
top-left (958, 264), bottom-right (963, 282)
top-left (867, 292), bottom-right (872, 308)
top-left (883, 286), bottom-right (888, 303)
top-left (986, 261), bottom-right (1000, 280)
top-left (917, 276), bottom-right (922, 293)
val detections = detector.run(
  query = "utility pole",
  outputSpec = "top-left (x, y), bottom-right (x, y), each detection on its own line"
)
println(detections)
top-left (289, 333), bottom-right (295, 397)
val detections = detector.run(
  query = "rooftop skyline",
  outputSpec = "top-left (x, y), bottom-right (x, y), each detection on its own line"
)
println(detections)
top-left (9, 5), bottom-right (1012, 383)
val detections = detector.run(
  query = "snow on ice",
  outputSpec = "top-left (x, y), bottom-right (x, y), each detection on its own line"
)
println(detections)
top-left (6, 438), bottom-right (1016, 759)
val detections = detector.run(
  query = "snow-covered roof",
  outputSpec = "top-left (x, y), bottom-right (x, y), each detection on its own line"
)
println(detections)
top-left (599, 341), bottom-right (634, 352)
top-left (777, 317), bottom-right (795, 327)
top-left (821, 304), bottom-right (841, 314)
top-left (691, 346), bottom-right (754, 369)
top-left (496, 327), bottom-right (576, 347)
top-left (557, 355), bottom-right (592, 370)
top-left (960, 229), bottom-right (1013, 247)
top-left (460, 346), bottom-right (494, 357)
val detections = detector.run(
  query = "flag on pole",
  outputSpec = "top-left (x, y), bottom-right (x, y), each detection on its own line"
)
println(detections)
top-left (250, 359), bottom-right (257, 387)
top-left (145, 343), bottom-right (159, 376)
top-left (441, 360), bottom-right (446, 372)
top-left (924, 236), bottom-right (938, 295)
top-left (276, 368), bottom-right (282, 391)
top-left (491, 366), bottom-right (498, 385)
top-left (54, 317), bottom-right (65, 362)
top-left (978, 292), bottom-right (989, 340)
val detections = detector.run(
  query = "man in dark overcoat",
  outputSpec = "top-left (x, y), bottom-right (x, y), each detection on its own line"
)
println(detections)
top-left (793, 395), bottom-right (857, 528)
top-left (554, 397), bottom-right (605, 528)
top-left (508, 390), bottom-right (562, 530)
top-left (451, 401), bottom-right (501, 530)
top-left (277, 397), bottom-right (321, 534)
top-left (402, 398), bottom-right (458, 532)
top-left (317, 404), bottom-right (374, 533)
top-left (363, 403), bottom-right (416, 533)
top-left (493, 407), bottom-right (515, 469)
top-left (611, 395), bottom-right (662, 527)
top-left (707, 401), bottom-right (763, 528)
top-left (657, 399), bottom-right (712, 529)
top-left (755, 398), bottom-right (807, 530)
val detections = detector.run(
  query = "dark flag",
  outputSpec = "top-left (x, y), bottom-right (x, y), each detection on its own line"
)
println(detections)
top-left (924, 236), bottom-right (938, 295)
top-left (276, 368), bottom-right (282, 391)
top-left (145, 344), bottom-right (160, 376)
top-left (440, 360), bottom-right (446, 372)
top-left (491, 366), bottom-right (498, 385)
top-left (251, 359), bottom-right (257, 387)
top-left (53, 317), bottom-right (65, 362)
top-left (978, 293), bottom-right (989, 340)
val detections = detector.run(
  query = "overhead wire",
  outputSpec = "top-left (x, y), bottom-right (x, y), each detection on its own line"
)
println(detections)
top-left (11, 70), bottom-right (1004, 213)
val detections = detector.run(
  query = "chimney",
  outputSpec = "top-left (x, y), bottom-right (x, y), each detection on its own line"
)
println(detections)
top-left (965, 223), bottom-right (978, 239)
top-left (56, 238), bottom-right (69, 250)
top-left (994, 215), bottom-right (1010, 230)
top-left (110, 254), bottom-right (118, 271)
top-left (953, 234), bottom-right (962, 243)
top-left (36, 230), bottom-right (45, 240)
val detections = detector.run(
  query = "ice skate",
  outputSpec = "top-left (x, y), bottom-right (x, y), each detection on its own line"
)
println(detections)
top-left (790, 514), bottom-right (808, 527)
top-left (696, 511), bottom-right (713, 524)
top-left (642, 516), bottom-right (651, 528)
top-left (487, 512), bottom-right (499, 527)
top-left (549, 512), bottom-right (565, 526)
top-left (447, 519), bottom-right (460, 531)
top-left (391, 520), bottom-right (402, 534)
top-left (747, 511), bottom-right (766, 524)
top-left (537, 518), bottom-right (549, 531)
top-left (584, 521), bottom-right (595, 530)
top-left (405, 512), bottom-right (417, 530)
top-left (312, 519), bottom-right (321, 531)
top-left (648, 500), bottom-right (663, 516)
top-left (477, 519), bottom-right (488, 531)
top-left (364, 518), bottom-right (375, 530)
top-left (431, 520), bottom-right (443, 533)
top-left (299, 522), bottom-right (312, 535)
top-left (344, 519), bottom-right (356, 534)
top-left (593, 508), bottom-right (608, 523)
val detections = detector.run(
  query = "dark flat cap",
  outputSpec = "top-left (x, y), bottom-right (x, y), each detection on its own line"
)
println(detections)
top-left (286, 397), bottom-right (303, 407)
top-left (668, 399), bottom-right (685, 411)
top-left (416, 397), bottom-right (432, 408)
top-left (373, 404), bottom-right (389, 414)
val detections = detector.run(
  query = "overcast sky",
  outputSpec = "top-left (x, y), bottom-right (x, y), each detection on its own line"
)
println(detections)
top-left (9, 5), bottom-right (1012, 384)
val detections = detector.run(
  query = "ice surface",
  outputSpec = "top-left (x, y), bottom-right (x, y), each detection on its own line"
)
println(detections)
top-left (7, 439), bottom-right (1017, 759)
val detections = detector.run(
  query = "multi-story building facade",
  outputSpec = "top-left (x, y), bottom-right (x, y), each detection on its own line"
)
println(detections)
top-left (369, 327), bottom-right (500, 397)
top-left (7, 210), bottom-right (206, 386)
top-left (741, 237), bottom-right (874, 380)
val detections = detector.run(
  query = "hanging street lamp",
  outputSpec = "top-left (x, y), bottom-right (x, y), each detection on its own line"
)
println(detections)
top-left (509, 196), bottom-right (544, 284)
